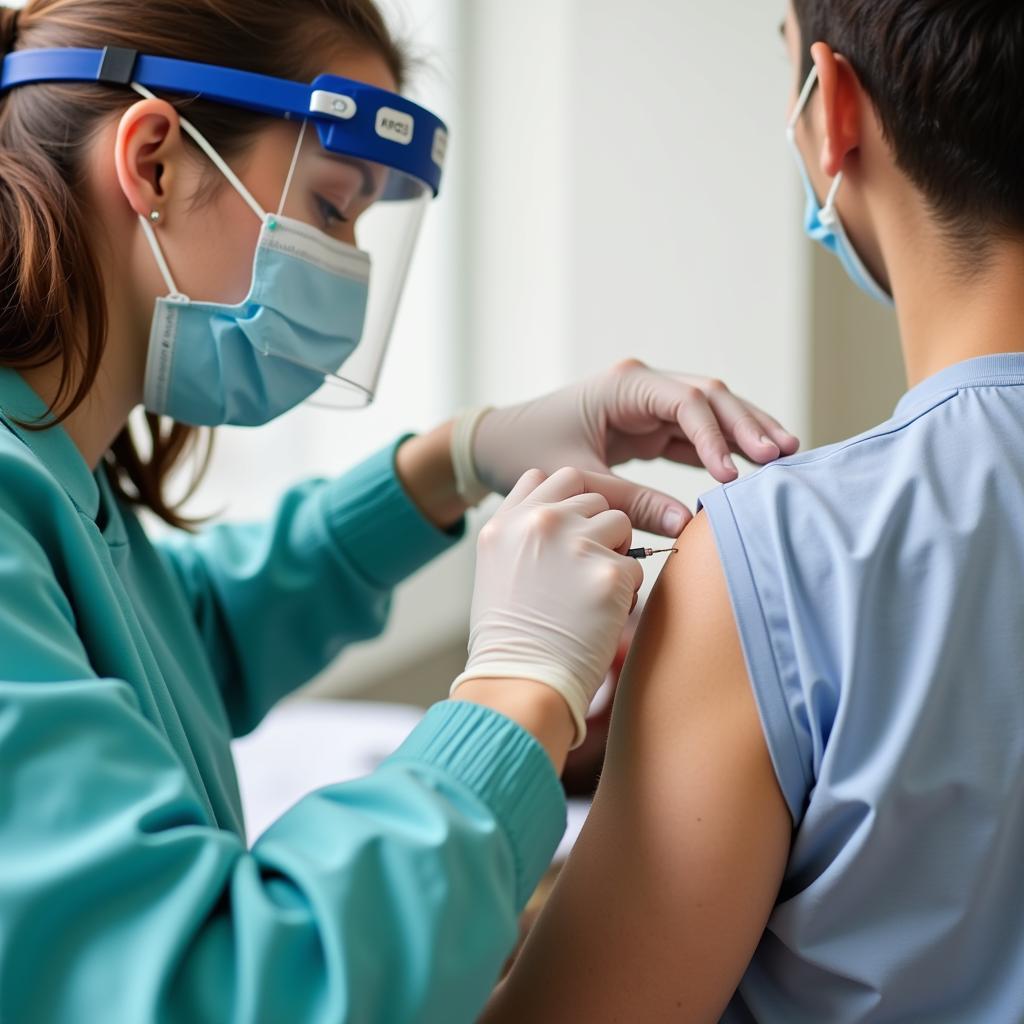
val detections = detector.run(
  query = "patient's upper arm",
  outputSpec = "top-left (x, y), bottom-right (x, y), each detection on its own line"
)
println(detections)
top-left (481, 513), bottom-right (792, 1023)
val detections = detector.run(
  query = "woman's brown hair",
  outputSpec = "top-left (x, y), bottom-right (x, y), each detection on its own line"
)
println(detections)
top-left (0, 0), bottom-right (408, 527)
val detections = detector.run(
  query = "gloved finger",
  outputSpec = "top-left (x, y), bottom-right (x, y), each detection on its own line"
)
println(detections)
top-left (671, 387), bottom-right (743, 483)
top-left (580, 509), bottom-right (634, 551)
top-left (738, 400), bottom-right (801, 455)
top-left (628, 429), bottom-right (757, 468)
top-left (558, 492), bottom-right (612, 519)
top-left (623, 373), bottom-right (738, 483)
top-left (608, 367), bottom-right (708, 436)
top-left (662, 435), bottom-right (791, 469)
top-left (605, 423), bottom-right (679, 466)
top-left (653, 435), bottom-right (738, 469)
top-left (626, 372), bottom-right (802, 477)
top-left (621, 550), bottom-right (646, 592)
top-left (501, 468), bottom-right (548, 510)
top-left (596, 540), bottom-right (646, 595)
top-left (698, 387), bottom-right (801, 461)
top-left (527, 465), bottom-right (591, 504)
top-left (671, 374), bottom-right (800, 454)
top-left (659, 437), bottom-right (701, 467)
top-left (703, 385), bottom-right (790, 465)
top-left (579, 471), bottom-right (692, 538)
top-left (609, 366), bottom-right (801, 463)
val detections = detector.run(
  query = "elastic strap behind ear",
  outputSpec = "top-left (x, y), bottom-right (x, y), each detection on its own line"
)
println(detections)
top-left (138, 213), bottom-right (184, 300)
top-left (129, 82), bottom-right (267, 223)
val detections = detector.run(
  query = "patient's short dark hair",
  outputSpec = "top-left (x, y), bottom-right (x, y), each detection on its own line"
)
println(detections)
top-left (793, 1), bottom-right (1024, 248)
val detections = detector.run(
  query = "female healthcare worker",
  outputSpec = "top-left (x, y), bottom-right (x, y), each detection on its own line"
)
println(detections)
top-left (0, 1), bottom-right (799, 1020)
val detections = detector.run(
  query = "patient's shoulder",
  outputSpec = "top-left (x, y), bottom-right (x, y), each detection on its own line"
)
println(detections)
top-left (697, 411), bottom-right (931, 621)
top-left (692, 418), bottom-right (943, 821)
top-left (621, 512), bottom-right (747, 730)
top-left (703, 395), bottom-right (958, 547)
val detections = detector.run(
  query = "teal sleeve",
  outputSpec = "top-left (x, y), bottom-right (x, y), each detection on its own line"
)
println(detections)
top-left (157, 437), bottom-right (465, 736)
top-left (0, 503), bottom-right (566, 1023)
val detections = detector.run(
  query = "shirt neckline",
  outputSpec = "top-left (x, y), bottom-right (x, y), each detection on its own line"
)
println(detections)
top-left (0, 367), bottom-right (101, 520)
top-left (895, 353), bottom-right (1024, 419)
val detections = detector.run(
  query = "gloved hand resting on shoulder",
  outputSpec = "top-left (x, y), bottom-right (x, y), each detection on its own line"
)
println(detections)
top-left (451, 359), bottom-right (800, 537)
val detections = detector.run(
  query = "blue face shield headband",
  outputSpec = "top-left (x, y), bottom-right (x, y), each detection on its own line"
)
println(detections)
top-left (0, 46), bottom-right (450, 421)
top-left (787, 66), bottom-right (895, 309)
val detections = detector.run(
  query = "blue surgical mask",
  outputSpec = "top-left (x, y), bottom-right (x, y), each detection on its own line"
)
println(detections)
top-left (787, 67), bottom-right (895, 309)
top-left (137, 107), bottom-right (371, 427)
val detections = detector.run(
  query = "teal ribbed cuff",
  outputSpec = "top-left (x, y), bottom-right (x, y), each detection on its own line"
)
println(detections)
top-left (321, 436), bottom-right (466, 591)
top-left (387, 701), bottom-right (567, 908)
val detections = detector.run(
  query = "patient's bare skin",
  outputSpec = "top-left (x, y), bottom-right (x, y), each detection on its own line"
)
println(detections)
top-left (480, 514), bottom-right (791, 1022)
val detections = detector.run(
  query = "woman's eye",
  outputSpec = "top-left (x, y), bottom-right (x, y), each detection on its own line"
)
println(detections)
top-left (315, 194), bottom-right (349, 228)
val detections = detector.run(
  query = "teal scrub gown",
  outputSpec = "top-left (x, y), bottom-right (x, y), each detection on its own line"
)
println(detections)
top-left (0, 367), bottom-right (566, 1023)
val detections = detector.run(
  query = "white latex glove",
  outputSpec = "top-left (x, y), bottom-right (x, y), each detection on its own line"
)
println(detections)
top-left (453, 359), bottom-right (800, 536)
top-left (451, 467), bottom-right (644, 748)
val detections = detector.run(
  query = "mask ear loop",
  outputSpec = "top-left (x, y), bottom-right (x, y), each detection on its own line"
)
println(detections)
top-left (787, 65), bottom-right (845, 223)
top-left (130, 83), bottom-right (267, 222)
top-left (138, 213), bottom-right (186, 300)
top-left (128, 82), bottom-right (270, 299)
top-left (820, 172), bottom-right (845, 227)
top-left (787, 65), bottom-right (819, 138)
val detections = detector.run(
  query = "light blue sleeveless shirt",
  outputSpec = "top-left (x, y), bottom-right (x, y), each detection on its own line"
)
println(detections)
top-left (701, 355), bottom-right (1024, 1023)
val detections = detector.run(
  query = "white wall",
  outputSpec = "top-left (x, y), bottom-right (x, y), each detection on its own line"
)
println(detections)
top-left (566, 0), bottom-right (808, 524)
top-left (463, 0), bottom-right (808, 591)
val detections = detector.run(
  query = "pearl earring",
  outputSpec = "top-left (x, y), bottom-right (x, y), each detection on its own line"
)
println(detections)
top-left (149, 210), bottom-right (162, 224)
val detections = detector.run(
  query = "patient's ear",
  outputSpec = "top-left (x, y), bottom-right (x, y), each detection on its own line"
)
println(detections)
top-left (811, 42), bottom-right (863, 179)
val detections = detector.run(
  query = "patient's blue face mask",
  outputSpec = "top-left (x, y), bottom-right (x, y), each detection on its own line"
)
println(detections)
top-left (138, 113), bottom-right (371, 427)
top-left (787, 67), bottom-right (895, 309)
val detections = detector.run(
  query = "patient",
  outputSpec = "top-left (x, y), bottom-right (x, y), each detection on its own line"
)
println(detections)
top-left (483, 2), bottom-right (1024, 1021)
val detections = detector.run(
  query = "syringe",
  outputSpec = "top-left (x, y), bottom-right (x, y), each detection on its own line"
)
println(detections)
top-left (627, 547), bottom-right (678, 560)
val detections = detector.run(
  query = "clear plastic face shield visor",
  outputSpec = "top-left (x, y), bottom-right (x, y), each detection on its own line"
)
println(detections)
top-left (0, 48), bottom-right (449, 411)
top-left (261, 117), bottom-right (436, 408)
top-left (151, 110), bottom-right (436, 410)
top-left (285, 127), bottom-right (433, 408)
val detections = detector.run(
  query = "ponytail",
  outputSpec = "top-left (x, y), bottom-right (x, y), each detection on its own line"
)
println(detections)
top-left (0, 2), bottom-right (210, 528)
top-left (0, 89), bottom-right (107, 429)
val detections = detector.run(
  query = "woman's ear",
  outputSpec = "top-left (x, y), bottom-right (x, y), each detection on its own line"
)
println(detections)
top-left (113, 98), bottom-right (186, 222)
top-left (810, 41), bottom-right (863, 178)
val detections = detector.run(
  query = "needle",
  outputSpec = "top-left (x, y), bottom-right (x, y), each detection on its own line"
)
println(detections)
top-left (627, 547), bottom-right (679, 560)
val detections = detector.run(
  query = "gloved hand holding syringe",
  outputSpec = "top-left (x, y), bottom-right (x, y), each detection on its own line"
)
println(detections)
top-left (452, 468), bottom-right (677, 750)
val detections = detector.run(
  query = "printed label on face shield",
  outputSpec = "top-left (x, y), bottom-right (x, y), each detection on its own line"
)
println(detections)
top-left (432, 128), bottom-right (448, 168)
top-left (376, 107), bottom-right (414, 145)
